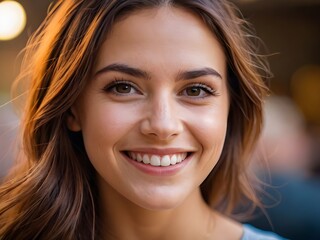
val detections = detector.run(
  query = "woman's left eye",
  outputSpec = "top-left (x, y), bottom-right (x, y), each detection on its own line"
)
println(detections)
top-left (180, 84), bottom-right (217, 98)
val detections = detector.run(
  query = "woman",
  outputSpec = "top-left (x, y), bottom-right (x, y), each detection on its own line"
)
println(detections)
top-left (0, 0), bottom-right (286, 239)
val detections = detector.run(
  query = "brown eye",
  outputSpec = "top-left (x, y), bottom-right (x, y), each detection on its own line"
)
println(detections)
top-left (179, 83), bottom-right (217, 99)
top-left (115, 83), bottom-right (132, 93)
top-left (103, 80), bottom-right (141, 96)
top-left (186, 87), bottom-right (201, 96)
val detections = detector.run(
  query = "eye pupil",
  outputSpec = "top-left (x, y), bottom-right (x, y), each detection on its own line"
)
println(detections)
top-left (116, 84), bottom-right (131, 93)
top-left (186, 87), bottom-right (200, 96)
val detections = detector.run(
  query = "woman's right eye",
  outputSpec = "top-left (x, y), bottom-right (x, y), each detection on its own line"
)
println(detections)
top-left (103, 80), bottom-right (141, 95)
top-left (113, 83), bottom-right (133, 94)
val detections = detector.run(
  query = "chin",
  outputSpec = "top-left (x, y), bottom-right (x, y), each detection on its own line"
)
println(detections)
top-left (137, 199), bottom-right (182, 211)
top-left (132, 189), bottom-right (187, 211)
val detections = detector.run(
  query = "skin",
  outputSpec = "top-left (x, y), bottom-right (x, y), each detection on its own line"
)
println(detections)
top-left (68, 6), bottom-right (243, 240)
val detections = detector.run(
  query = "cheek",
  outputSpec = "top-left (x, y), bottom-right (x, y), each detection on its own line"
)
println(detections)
top-left (80, 102), bottom-right (140, 157)
top-left (191, 106), bottom-right (229, 177)
top-left (187, 102), bottom-right (229, 153)
top-left (197, 112), bottom-right (227, 145)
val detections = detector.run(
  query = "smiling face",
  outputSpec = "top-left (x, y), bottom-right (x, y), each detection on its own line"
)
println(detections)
top-left (68, 7), bottom-right (229, 210)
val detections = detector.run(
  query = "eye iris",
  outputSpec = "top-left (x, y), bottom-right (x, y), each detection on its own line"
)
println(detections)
top-left (116, 84), bottom-right (131, 93)
top-left (186, 87), bottom-right (200, 96)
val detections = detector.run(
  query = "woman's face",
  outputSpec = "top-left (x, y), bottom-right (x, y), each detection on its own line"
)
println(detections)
top-left (69, 7), bottom-right (229, 210)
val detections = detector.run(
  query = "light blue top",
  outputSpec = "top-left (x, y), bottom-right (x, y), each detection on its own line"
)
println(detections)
top-left (241, 224), bottom-right (288, 240)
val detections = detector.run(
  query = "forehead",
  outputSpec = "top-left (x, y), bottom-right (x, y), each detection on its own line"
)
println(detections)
top-left (113, 6), bottom-right (210, 37)
top-left (95, 6), bottom-right (226, 77)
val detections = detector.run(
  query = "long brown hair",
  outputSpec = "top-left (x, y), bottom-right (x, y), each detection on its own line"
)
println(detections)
top-left (0, 0), bottom-right (270, 239)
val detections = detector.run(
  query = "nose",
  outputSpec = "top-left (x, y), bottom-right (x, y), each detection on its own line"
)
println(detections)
top-left (140, 96), bottom-right (183, 141)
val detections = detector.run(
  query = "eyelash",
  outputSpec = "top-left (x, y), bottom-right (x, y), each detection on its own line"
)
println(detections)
top-left (182, 82), bottom-right (218, 97)
top-left (102, 79), bottom-right (141, 95)
top-left (102, 79), bottom-right (218, 98)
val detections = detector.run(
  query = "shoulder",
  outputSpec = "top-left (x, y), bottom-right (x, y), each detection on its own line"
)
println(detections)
top-left (241, 224), bottom-right (288, 240)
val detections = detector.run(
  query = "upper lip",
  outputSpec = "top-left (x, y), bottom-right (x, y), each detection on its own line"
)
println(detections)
top-left (122, 148), bottom-right (195, 156)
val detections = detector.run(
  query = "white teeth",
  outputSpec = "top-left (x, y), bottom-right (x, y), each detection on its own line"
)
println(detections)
top-left (142, 155), bottom-right (150, 164)
top-left (170, 155), bottom-right (177, 165)
top-left (150, 155), bottom-right (161, 166)
top-left (177, 155), bottom-right (181, 163)
top-left (137, 153), bottom-right (143, 162)
top-left (161, 155), bottom-right (171, 166)
top-left (182, 153), bottom-right (187, 161)
top-left (128, 152), bottom-right (188, 167)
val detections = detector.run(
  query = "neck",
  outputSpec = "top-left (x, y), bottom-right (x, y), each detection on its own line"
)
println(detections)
top-left (99, 184), bottom-right (218, 240)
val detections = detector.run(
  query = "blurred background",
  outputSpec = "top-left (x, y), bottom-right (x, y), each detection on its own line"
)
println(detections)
top-left (232, 2), bottom-right (320, 240)
top-left (0, 0), bottom-right (319, 239)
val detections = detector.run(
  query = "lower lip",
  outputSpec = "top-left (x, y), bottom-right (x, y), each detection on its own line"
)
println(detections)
top-left (123, 153), bottom-right (191, 176)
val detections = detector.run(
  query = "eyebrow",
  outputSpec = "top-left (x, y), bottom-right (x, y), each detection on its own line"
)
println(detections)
top-left (95, 63), bottom-right (222, 81)
top-left (95, 63), bottom-right (151, 80)
top-left (177, 67), bottom-right (222, 81)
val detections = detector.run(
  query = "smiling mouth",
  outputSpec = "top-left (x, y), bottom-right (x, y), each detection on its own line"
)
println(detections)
top-left (124, 151), bottom-right (191, 167)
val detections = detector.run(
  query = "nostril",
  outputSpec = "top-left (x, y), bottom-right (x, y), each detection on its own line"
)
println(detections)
top-left (139, 111), bottom-right (183, 140)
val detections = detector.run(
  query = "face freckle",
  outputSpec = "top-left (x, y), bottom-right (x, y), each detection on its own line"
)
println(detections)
top-left (70, 6), bottom-right (229, 210)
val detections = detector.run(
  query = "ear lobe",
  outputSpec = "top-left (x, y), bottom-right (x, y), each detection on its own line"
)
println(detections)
top-left (66, 107), bottom-right (82, 131)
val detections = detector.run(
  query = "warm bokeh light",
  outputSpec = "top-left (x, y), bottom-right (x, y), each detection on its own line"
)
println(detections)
top-left (0, 0), bottom-right (26, 40)
top-left (291, 65), bottom-right (320, 125)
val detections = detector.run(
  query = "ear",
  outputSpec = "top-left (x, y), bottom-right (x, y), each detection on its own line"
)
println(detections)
top-left (66, 106), bottom-right (82, 131)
